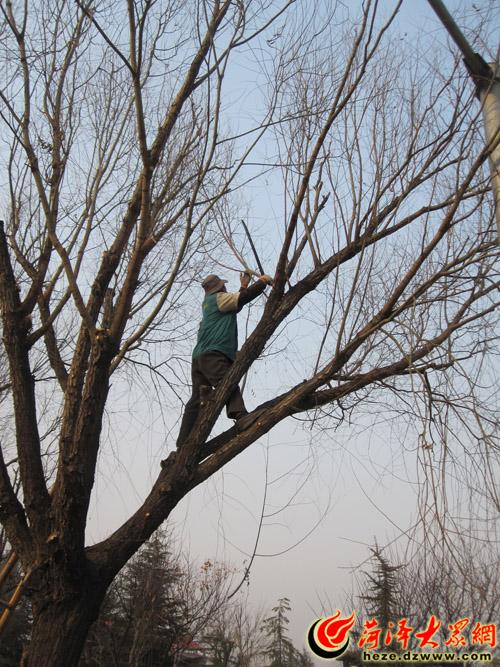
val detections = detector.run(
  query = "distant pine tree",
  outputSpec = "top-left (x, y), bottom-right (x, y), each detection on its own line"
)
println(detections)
top-left (80, 529), bottom-right (186, 667)
top-left (261, 597), bottom-right (302, 667)
top-left (361, 547), bottom-right (402, 631)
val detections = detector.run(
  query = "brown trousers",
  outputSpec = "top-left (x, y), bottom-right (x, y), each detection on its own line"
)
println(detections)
top-left (176, 352), bottom-right (246, 447)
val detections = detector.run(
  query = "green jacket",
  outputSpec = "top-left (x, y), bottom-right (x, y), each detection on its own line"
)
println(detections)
top-left (192, 281), bottom-right (266, 360)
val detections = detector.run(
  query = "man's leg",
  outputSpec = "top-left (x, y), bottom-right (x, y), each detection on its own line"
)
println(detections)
top-left (198, 352), bottom-right (247, 419)
top-left (201, 353), bottom-right (264, 431)
top-left (175, 359), bottom-right (206, 447)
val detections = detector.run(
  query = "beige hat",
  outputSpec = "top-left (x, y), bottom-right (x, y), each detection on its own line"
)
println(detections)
top-left (202, 274), bottom-right (227, 294)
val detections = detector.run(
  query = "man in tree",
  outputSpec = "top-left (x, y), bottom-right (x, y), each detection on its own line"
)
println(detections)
top-left (175, 272), bottom-right (272, 447)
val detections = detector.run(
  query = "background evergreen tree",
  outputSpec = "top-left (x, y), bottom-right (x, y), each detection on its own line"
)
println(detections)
top-left (80, 530), bottom-right (187, 667)
top-left (262, 597), bottom-right (298, 667)
top-left (80, 529), bottom-right (242, 666)
top-left (360, 547), bottom-right (403, 631)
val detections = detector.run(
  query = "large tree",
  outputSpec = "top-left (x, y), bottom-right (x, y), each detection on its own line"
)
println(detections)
top-left (0, 0), bottom-right (498, 664)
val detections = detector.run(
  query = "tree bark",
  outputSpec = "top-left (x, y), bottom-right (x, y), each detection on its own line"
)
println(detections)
top-left (21, 587), bottom-right (106, 667)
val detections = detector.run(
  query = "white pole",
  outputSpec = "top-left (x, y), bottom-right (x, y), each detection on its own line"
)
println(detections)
top-left (480, 64), bottom-right (500, 238)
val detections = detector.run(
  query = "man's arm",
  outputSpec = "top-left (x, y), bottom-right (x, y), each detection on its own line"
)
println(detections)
top-left (237, 278), bottom-right (267, 310)
top-left (238, 272), bottom-right (272, 310)
top-left (215, 274), bottom-right (272, 313)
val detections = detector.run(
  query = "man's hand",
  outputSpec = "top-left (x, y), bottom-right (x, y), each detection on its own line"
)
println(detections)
top-left (240, 271), bottom-right (251, 289)
top-left (258, 274), bottom-right (273, 285)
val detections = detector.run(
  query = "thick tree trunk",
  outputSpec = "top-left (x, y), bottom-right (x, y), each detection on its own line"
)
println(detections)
top-left (21, 589), bottom-right (105, 667)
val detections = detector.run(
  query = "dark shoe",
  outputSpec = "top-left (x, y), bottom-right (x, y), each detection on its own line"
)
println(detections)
top-left (236, 408), bottom-right (265, 432)
top-left (228, 409), bottom-right (247, 421)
